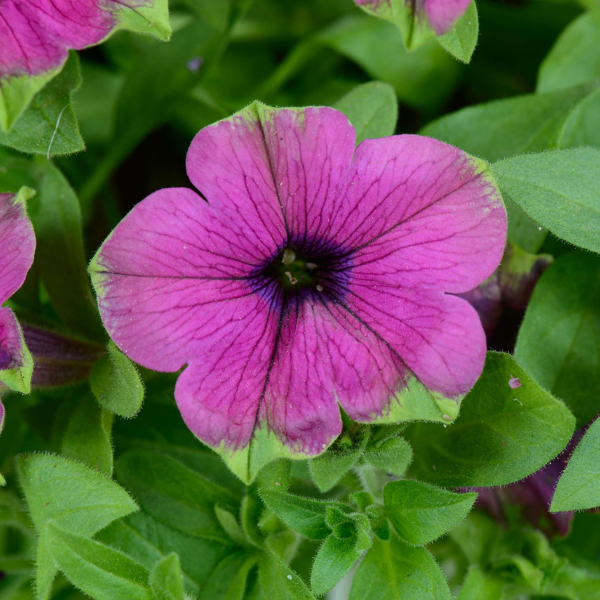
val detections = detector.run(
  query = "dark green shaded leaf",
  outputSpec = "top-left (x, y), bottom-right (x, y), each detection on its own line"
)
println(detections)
top-left (202, 550), bottom-right (258, 600)
top-left (383, 481), bottom-right (476, 545)
top-left (408, 352), bottom-right (575, 487)
top-left (515, 253), bottom-right (600, 425)
top-left (115, 451), bottom-right (237, 543)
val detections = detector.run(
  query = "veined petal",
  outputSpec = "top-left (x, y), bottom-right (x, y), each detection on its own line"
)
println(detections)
top-left (90, 187), bottom-right (281, 372)
top-left (334, 135), bottom-right (506, 294)
top-left (0, 190), bottom-right (36, 304)
top-left (346, 284), bottom-right (486, 399)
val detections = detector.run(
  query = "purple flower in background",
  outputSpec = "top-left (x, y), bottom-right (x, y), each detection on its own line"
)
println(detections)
top-left (90, 103), bottom-right (506, 469)
top-left (355, 0), bottom-right (472, 38)
top-left (0, 189), bottom-right (36, 393)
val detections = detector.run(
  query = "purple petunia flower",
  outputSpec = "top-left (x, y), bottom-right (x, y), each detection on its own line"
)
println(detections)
top-left (0, 0), bottom-right (169, 131)
top-left (355, 0), bottom-right (472, 42)
top-left (0, 188), bottom-right (36, 394)
top-left (90, 103), bottom-right (507, 479)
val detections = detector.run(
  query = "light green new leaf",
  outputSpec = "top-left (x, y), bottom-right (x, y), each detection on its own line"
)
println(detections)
top-left (492, 148), bottom-right (600, 255)
top-left (46, 523), bottom-right (152, 600)
top-left (61, 394), bottom-right (114, 476)
top-left (333, 81), bottom-right (398, 144)
top-left (349, 534), bottom-right (451, 600)
top-left (538, 11), bottom-right (600, 93)
top-left (383, 481), bottom-right (476, 545)
top-left (150, 553), bottom-right (185, 600)
top-left (311, 535), bottom-right (361, 597)
top-left (91, 341), bottom-right (144, 418)
top-left (515, 253), bottom-right (600, 425)
top-left (30, 162), bottom-right (105, 341)
top-left (16, 453), bottom-right (138, 600)
top-left (436, 2), bottom-right (479, 64)
top-left (422, 83), bottom-right (596, 163)
top-left (0, 53), bottom-right (84, 157)
top-left (552, 417), bottom-right (600, 512)
top-left (408, 352), bottom-right (575, 487)
top-left (115, 450), bottom-right (238, 543)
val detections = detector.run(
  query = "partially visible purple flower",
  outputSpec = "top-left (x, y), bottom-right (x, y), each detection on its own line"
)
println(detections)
top-left (0, 188), bottom-right (36, 393)
top-left (90, 103), bottom-right (507, 477)
top-left (461, 243), bottom-right (553, 341)
top-left (355, 0), bottom-right (472, 46)
top-left (509, 375), bottom-right (521, 389)
top-left (0, 0), bottom-right (170, 131)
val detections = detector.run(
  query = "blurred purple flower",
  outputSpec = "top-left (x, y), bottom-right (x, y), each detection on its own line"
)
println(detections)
top-left (355, 0), bottom-right (472, 36)
top-left (90, 103), bottom-right (506, 463)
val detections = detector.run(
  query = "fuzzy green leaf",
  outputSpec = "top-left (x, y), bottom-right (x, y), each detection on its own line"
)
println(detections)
top-left (333, 81), bottom-right (398, 144)
top-left (436, 2), bottom-right (479, 64)
top-left (515, 253), bottom-right (600, 425)
top-left (311, 535), bottom-right (361, 597)
top-left (408, 352), bottom-right (575, 487)
top-left (552, 417), bottom-right (600, 512)
top-left (149, 553), bottom-right (185, 600)
top-left (383, 480), bottom-right (476, 545)
top-left (91, 341), bottom-right (144, 418)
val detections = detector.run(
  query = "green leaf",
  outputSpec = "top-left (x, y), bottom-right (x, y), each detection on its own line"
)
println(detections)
top-left (97, 511), bottom-right (228, 594)
top-left (436, 2), bottom-right (479, 64)
top-left (551, 417), bottom-right (600, 512)
top-left (260, 490), bottom-right (347, 540)
top-left (515, 253), bottom-right (600, 425)
top-left (115, 450), bottom-right (238, 543)
top-left (363, 437), bottom-right (412, 477)
top-left (61, 394), bottom-right (114, 476)
top-left (333, 81), bottom-right (398, 144)
top-left (457, 567), bottom-right (505, 600)
top-left (421, 83), bottom-right (596, 163)
top-left (46, 523), bottom-right (152, 600)
top-left (349, 534), bottom-right (451, 600)
top-left (113, 0), bottom-right (171, 42)
top-left (383, 481), bottom-right (476, 545)
top-left (91, 341), bottom-right (144, 418)
top-left (492, 148), bottom-right (600, 254)
top-left (538, 11), bottom-right (600, 93)
top-left (149, 553), bottom-right (184, 600)
top-left (258, 552), bottom-right (315, 600)
top-left (202, 551), bottom-right (259, 600)
top-left (0, 491), bottom-right (33, 534)
top-left (182, 0), bottom-right (231, 31)
top-left (214, 505), bottom-right (247, 547)
top-left (16, 453), bottom-right (138, 600)
top-left (0, 53), bottom-right (84, 157)
top-left (560, 86), bottom-right (600, 150)
top-left (318, 16), bottom-right (459, 111)
top-left (29, 162), bottom-right (105, 340)
top-left (311, 535), bottom-right (361, 597)
top-left (408, 352), bottom-right (575, 487)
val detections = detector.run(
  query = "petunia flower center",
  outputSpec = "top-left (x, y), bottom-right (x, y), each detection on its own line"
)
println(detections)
top-left (276, 248), bottom-right (321, 292)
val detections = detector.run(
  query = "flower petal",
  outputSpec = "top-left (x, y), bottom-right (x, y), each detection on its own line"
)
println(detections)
top-left (346, 283), bottom-right (486, 399)
top-left (0, 306), bottom-right (33, 393)
top-left (174, 292), bottom-right (280, 452)
top-left (334, 135), bottom-right (506, 294)
top-left (0, 190), bottom-right (36, 303)
top-left (424, 0), bottom-right (473, 35)
top-left (90, 187), bottom-right (280, 372)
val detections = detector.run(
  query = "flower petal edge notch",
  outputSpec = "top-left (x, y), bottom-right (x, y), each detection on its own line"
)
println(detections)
top-left (89, 102), bottom-right (507, 483)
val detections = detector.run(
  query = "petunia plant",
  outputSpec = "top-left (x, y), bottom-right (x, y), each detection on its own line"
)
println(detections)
top-left (0, 2), bottom-right (599, 600)
top-left (89, 101), bottom-right (507, 483)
